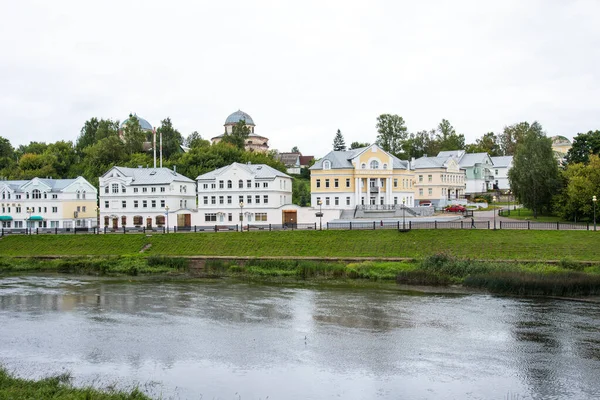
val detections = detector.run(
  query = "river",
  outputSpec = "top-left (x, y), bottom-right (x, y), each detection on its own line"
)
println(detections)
top-left (0, 276), bottom-right (599, 399)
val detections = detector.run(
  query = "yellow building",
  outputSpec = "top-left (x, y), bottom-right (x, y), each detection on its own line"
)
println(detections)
top-left (412, 154), bottom-right (466, 207)
top-left (310, 144), bottom-right (415, 209)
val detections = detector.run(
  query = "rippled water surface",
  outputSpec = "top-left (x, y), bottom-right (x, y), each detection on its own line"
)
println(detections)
top-left (0, 276), bottom-right (599, 399)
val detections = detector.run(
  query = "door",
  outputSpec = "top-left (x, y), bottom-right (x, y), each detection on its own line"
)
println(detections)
top-left (112, 217), bottom-right (118, 229)
top-left (146, 218), bottom-right (152, 228)
top-left (283, 211), bottom-right (297, 227)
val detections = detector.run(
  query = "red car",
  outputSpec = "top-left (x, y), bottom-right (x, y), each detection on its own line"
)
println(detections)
top-left (446, 204), bottom-right (466, 212)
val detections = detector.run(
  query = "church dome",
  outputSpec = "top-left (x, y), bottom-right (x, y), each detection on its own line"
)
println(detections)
top-left (120, 114), bottom-right (153, 131)
top-left (551, 135), bottom-right (571, 145)
top-left (225, 110), bottom-right (255, 126)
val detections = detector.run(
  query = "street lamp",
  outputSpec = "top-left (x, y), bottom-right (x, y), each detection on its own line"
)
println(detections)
top-left (239, 201), bottom-right (244, 232)
top-left (402, 198), bottom-right (406, 230)
top-left (507, 191), bottom-right (511, 216)
top-left (26, 207), bottom-right (32, 234)
top-left (165, 205), bottom-right (170, 233)
top-left (593, 195), bottom-right (597, 232)
top-left (317, 199), bottom-right (323, 230)
top-left (95, 206), bottom-right (100, 234)
top-left (492, 195), bottom-right (497, 230)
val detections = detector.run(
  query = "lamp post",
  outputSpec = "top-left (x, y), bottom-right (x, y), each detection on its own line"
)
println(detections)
top-left (317, 199), bottom-right (323, 230)
top-left (26, 207), bottom-right (32, 234)
top-left (507, 191), bottom-right (511, 216)
top-left (492, 195), bottom-right (497, 230)
top-left (95, 206), bottom-right (100, 234)
top-left (165, 205), bottom-right (169, 233)
top-left (402, 198), bottom-right (406, 230)
top-left (239, 201), bottom-right (244, 232)
top-left (593, 195), bottom-right (597, 232)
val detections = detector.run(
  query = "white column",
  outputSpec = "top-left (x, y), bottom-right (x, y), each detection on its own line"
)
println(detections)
top-left (387, 177), bottom-right (392, 205)
top-left (355, 178), bottom-right (360, 207)
top-left (366, 177), bottom-right (370, 205)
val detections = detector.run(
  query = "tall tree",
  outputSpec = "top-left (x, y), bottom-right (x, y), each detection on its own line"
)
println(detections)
top-left (375, 114), bottom-right (407, 155)
top-left (402, 130), bottom-right (439, 159)
top-left (333, 129), bottom-right (346, 151)
top-left (43, 141), bottom-right (77, 178)
top-left (185, 131), bottom-right (210, 149)
top-left (16, 142), bottom-right (48, 158)
top-left (349, 141), bottom-right (370, 150)
top-left (436, 119), bottom-right (465, 151)
top-left (121, 114), bottom-right (146, 155)
top-left (75, 118), bottom-right (119, 154)
top-left (291, 146), bottom-right (300, 153)
top-left (465, 132), bottom-right (501, 156)
top-left (499, 122), bottom-right (542, 156)
top-left (157, 117), bottom-right (184, 159)
top-left (0, 136), bottom-right (15, 171)
top-left (221, 120), bottom-right (250, 150)
top-left (554, 155), bottom-right (600, 221)
top-left (565, 130), bottom-right (600, 165)
top-left (508, 125), bottom-right (560, 218)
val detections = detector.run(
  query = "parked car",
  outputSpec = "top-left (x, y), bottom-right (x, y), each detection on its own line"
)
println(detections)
top-left (446, 204), bottom-right (466, 212)
top-left (420, 202), bottom-right (432, 207)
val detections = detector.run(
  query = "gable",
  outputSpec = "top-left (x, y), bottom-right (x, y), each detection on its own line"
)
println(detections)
top-left (352, 144), bottom-right (395, 169)
top-left (20, 178), bottom-right (52, 192)
top-left (61, 177), bottom-right (98, 194)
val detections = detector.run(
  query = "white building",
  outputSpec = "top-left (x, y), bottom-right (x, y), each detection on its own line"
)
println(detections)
top-left (0, 177), bottom-right (97, 230)
top-left (196, 162), bottom-right (294, 225)
top-left (437, 150), bottom-right (495, 195)
top-left (490, 156), bottom-right (513, 190)
top-left (99, 166), bottom-right (196, 230)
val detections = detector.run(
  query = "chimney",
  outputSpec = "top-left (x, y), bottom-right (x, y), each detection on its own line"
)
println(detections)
top-left (153, 128), bottom-right (157, 168)
top-left (173, 165), bottom-right (177, 173)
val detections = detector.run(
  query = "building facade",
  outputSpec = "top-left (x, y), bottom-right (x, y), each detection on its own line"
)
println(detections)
top-left (412, 155), bottom-right (466, 207)
top-left (196, 162), bottom-right (293, 225)
top-left (310, 145), bottom-right (415, 209)
top-left (0, 177), bottom-right (97, 229)
top-left (490, 156), bottom-right (513, 190)
top-left (211, 110), bottom-right (269, 152)
top-left (437, 150), bottom-right (495, 195)
top-left (99, 166), bottom-right (196, 230)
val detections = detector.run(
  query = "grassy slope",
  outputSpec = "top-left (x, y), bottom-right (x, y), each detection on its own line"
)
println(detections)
top-left (1, 230), bottom-right (599, 261)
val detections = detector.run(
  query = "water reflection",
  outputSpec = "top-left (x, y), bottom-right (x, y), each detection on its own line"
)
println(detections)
top-left (0, 277), bottom-right (599, 400)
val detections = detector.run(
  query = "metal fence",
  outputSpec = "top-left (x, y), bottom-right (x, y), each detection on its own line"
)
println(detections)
top-left (1, 220), bottom-right (597, 236)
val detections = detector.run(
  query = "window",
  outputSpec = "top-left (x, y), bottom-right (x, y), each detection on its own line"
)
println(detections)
top-left (370, 160), bottom-right (379, 169)
top-left (219, 196), bottom-right (224, 204)
top-left (316, 197), bottom-right (321, 205)
top-left (211, 183), bottom-right (216, 189)
top-left (161, 187), bottom-right (166, 192)
top-left (428, 175), bottom-right (432, 183)
top-left (203, 184), bottom-right (208, 189)
top-left (134, 200), bottom-right (139, 208)
top-left (263, 195), bottom-right (268, 204)
top-left (205, 213), bottom-right (217, 222)
top-left (247, 180), bottom-right (252, 188)
top-left (151, 187), bottom-right (156, 193)
top-left (161, 200), bottom-right (165, 208)
top-left (325, 179), bottom-right (330, 188)
top-left (16, 194), bottom-right (21, 199)
top-left (133, 216), bottom-right (143, 226)
top-left (52, 207), bottom-right (57, 213)
top-left (361, 163), bottom-right (366, 169)
top-left (239, 195), bottom-right (244, 203)
top-left (255, 182), bottom-right (260, 188)
top-left (211, 196), bottom-right (216, 204)
top-left (346, 178), bottom-right (350, 188)
top-left (228, 213), bottom-right (232, 222)
top-left (334, 179), bottom-right (339, 188)
top-left (121, 216), bottom-right (127, 227)
top-left (263, 182), bottom-right (268, 188)
top-left (323, 160), bottom-right (331, 169)
top-left (134, 188), bottom-right (139, 193)
top-left (32, 189), bottom-right (41, 199)
top-left (227, 196), bottom-right (232, 204)
top-left (325, 197), bottom-right (330, 206)
top-left (203, 196), bottom-right (208, 205)
top-left (428, 188), bottom-right (433, 196)
top-left (418, 175), bottom-right (423, 183)
top-left (104, 201), bottom-right (109, 208)
top-left (151, 200), bottom-right (156, 208)
top-left (247, 195), bottom-right (252, 204)
top-left (122, 201), bottom-right (126, 208)
top-left (255, 195), bottom-right (260, 204)
top-left (110, 184), bottom-right (118, 194)
top-left (419, 188), bottom-right (423, 196)
top-left (495, 169), bottom-right (499, 175)
top-left (394, 179), bottom-right (398, 188)
top-left (104, 186), bottom-right (109, 194)
top-left (143, 200), bottom-right (147, 208)
top-left (335, 197), bottom-right (339, 206)
top-left (346, 197), bottom-right (351, 206)
top-left (219, 180), bottom-right (224, 189)
top-left (383, 164), bottom-right (388, 170)
top-left (316, 179), bottom-right (321, 188)
top-left (255, 213), bottom-right (267, 222)
top-left (156, 215), bottom-right (165, 226)
top-left (227, 180), bottom-right (232, 189)
top-left (239, 180), bottom-right (243, 189)
top-left (16, 206), bottom-right (21, 213)
top-left (142, 187), bottom-right (148, 193)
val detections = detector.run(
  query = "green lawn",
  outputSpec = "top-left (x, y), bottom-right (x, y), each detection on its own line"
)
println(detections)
top-left (501, 208), bottom-right (566, 222)
top-left (1, 230), bottom-right (599, 261)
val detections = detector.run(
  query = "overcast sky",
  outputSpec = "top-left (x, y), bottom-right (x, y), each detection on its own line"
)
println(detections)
top-left (1, 0), bottom-right (599, 157)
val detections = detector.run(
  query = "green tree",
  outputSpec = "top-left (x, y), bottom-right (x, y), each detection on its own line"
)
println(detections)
top-left (221, 120), bottom-right (250, 150)
top-left (375, 114), bottom-right (407, 155)
top-left (75, 118), bottom-right (119, 154)
top-left (43, 141), bottom-right (78, 178)
top-left (508, 125), bottom-right (561, 218)
top-left (333, 129), bottom-right (346, 151)
top-left (80, 136), bottom-right (127, 186)
top-left (292, 180), bottom-right (309, 206)
top-left (465, 132), bottom-right (501, 156)
top-left (157, 117), bottom-right (184, 159)
top-left (16, 142), bottom-right (48, 158)
top-left (16, 153), bottom-right (56, 179)
top-left (565, 130), bottom-right (600, 165)
top-left (121, 114), bottom-right (146, 155)
top-left (402, 130), bottom-right (439, 158)
top-left (436, 119), bottom-right (465, 151)
top-left (186, 131), bottom-right (210, 149)
top-left (499, 122), bottom-right (541, 156)
top-left (291, 146), bottom-right (300, 153)
top-left (0, 136), bottom-right (15, 171)
top-left (349, 141), bottom-right (370, 150)
top-left (554, 155), bottom-right (600, 221)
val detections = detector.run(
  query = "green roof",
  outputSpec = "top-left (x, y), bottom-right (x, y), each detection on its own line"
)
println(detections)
top-left (0, 216), bottom-right (13, 221)
top-left (29, 216), bottom-right (44, 221)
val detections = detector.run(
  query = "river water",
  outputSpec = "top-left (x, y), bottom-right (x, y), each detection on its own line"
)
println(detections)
top-left (0, 276), bottom-right (599, 400)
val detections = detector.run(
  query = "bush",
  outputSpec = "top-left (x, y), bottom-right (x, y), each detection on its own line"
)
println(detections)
top-left (146, 256), bottom-right (188, 270)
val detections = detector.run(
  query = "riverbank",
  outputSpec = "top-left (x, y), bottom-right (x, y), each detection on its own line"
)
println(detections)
top-left (1, 230), bottom-right (599, 261)
top-left (0, 367), bottom-right (150, 399)
top-left (3, 254), bottom-right (600, 297)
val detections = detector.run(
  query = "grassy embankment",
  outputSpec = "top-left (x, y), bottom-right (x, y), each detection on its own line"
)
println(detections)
top-left (0, 367), bottom-right (149, 400)
top-left (2, 230), bottom-right (600, 296)
top-left (500, 207), bottom-right (567, 222)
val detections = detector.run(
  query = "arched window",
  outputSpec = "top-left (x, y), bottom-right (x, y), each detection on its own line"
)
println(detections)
top-left (238, 180), bottom-right (243, 189)
top-left (383, 163), bottom-right (388, 170)
top-left (227, 180), bottom-right (232, 189)
top-left (156, 215), bottom-right (165, 226)
top-left (32, 189), bottom-right (41, 199)
top-left (76, 191), bottom-right (80, 199)
top-left (121, 216), bottom-right (127, 227)
top-left (82, 191), bottom-right (86, 199)
top-left (323, 160), bottom-right (331, 170)
top-left (370, 160), bottom-right (379, 169)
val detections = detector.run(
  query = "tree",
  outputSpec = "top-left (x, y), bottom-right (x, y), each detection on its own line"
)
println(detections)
top-left (291, 146), bottom-right (300, 153)
top-left (333, 129), bottom-right (346, 151)
top-left (75, 118), bottom-right (119, 154)
top-left (221, 120), bottom-right (250, 150)
top-left (157, 117), bottom-right (184, 159)
top-left (0, 136), bottom-right (15, 171)
top-left (402, 130), bottom-right (439, 159)
top-left (554, 155), bottom-right (600, 221)
top-left (375, 114), bottom-right (407, 155)
top-left (465, 132), bottom-right (501, 156)
top-left (499, 122), bottom-right (542, 156)
top-left (80, 136), bottom-right (127, 186)
top-left (436, 119), bottom-right (465, 151)
top-left (565, 130), bottom-right (600, 165)
top-left (43, 141), bottom-right (78, 178)
top-left (349, 141), bottom-right (370, 150)
top-left (185, 131), bottom-right (210, 149)
top-left (508, 124), bottom-right (561, 218)
top-left (121, 114), bottom-right (146, 155)
top-left (16, 142), bottom-right (48, 158)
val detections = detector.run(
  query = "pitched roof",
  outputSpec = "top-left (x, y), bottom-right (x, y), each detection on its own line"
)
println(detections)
top-left (436, 150), bottom-right (493, 167)
top-left (0, 177), bottom-right (93, 192)
top-left (196, 162), bottom-right (290, 180)
top-left (311, 146), bottom-right (409, 170)
top-left (278, 152), bottom-right (301, 166)
top-left (412, 156), bottom-right (447, 169)
top-left (105, 167), bottom-right (195, 184)
top-left (299, 155), bottom-right (314, 166)
top-left (490, 156), bottom-right (513, 168)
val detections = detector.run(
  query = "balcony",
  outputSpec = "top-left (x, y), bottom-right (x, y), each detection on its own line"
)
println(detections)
top-left (369, 186), bottom-right (379, 193)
